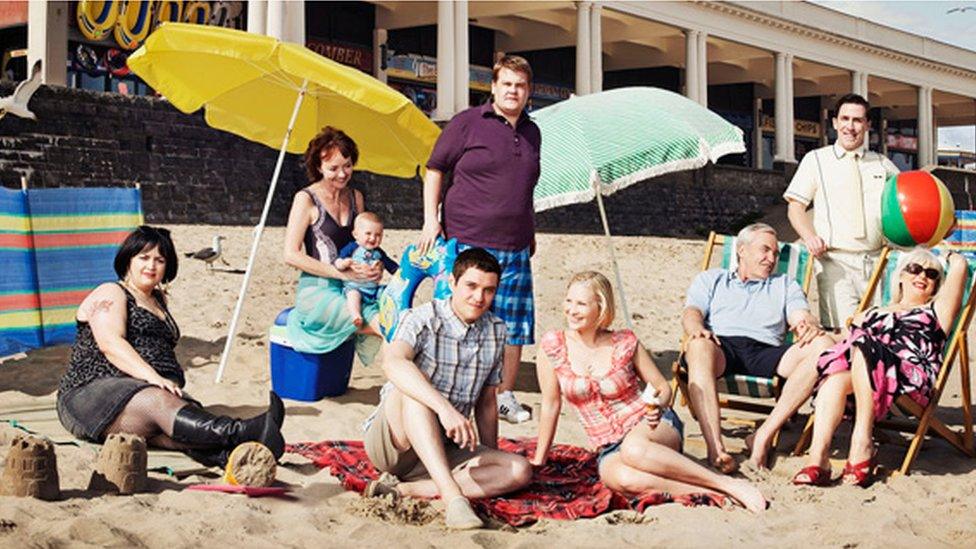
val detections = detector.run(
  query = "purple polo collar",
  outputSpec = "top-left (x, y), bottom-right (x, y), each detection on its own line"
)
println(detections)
top-left (479, 101), bottom-right (531, 126)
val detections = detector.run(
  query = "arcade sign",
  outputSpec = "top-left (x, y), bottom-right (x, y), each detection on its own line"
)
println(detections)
top-left (76, 1), bottom-right (244, 51)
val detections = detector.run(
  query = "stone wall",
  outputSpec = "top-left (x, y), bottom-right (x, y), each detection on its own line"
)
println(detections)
top-left (0, 84), bottom-right (791, 236)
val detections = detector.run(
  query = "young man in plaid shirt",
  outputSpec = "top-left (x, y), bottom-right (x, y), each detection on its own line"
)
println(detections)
top-left (362, 248), bottom-right (532, 529)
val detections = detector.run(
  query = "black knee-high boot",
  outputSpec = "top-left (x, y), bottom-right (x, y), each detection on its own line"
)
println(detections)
top-left (172, 391), bottom-right (285, 467)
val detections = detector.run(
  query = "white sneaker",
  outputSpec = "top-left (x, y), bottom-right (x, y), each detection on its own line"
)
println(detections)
top-left (497, 391), bottom-right (531, 424)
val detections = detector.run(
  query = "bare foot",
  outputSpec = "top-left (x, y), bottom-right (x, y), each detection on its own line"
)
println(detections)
top-left (711, 452), bottom-right (739, 474)
top-left (351, 315), bottom-right (363, 328)
top-left (746, 432), bottom-right (770, 470)
top-left (846, 436), bottom-right (874, 466)
top-left (725, 478), bottom-right (767, 514)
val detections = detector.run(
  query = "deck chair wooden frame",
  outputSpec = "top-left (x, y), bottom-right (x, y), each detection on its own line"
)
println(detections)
top-left (669, 231), bottom-right (815, 443)
top-left (793, 247), bottom-right (976, 474)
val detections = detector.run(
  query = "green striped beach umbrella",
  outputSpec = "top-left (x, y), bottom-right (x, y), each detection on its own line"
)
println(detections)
top-left (532, 87), bottom-right (745, 211)
top-left (531, 87), bottom-right (745, 325)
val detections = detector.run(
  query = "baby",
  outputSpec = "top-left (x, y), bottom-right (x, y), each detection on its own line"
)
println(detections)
top-left (334, 211), bottom-right (398, 328)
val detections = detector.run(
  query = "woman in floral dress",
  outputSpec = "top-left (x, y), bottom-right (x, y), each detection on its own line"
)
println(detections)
top-left (795, 248), bottom-right (968, 486)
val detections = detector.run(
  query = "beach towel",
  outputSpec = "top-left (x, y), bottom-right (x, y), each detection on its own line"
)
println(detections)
top-left (287, 438), bottom-right (723, 526)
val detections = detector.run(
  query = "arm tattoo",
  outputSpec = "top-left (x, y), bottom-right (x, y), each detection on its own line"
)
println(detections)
top-left (87, 299), bottom-right (114, 317)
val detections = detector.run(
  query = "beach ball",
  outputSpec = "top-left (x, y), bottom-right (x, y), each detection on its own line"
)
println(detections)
top-left (881, 170), bottom-right (955, 247)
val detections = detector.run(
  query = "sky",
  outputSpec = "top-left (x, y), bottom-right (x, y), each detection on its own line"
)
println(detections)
top-left (813, 1), bottom-right (976, 151)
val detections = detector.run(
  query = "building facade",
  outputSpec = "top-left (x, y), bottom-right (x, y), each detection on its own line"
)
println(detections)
top-left (7, 1), bottom-right (976, 172)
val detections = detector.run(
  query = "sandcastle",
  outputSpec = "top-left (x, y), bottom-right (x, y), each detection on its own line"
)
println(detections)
top-left (88, 433), bottom-right (148, 495)
top-left (0, 433), bottom-right (60, 500)
top-left (223, 442), bottom-right (277, 488)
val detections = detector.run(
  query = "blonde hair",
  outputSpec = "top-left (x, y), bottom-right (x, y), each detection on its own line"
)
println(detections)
top-left (891, 247), bottom-right (944, 303)
top-left (567, 271), bottom-right (616, 330)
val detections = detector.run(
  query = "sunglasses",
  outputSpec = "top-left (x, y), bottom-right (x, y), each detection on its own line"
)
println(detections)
top-left (903, 262), bottom-right (940, 281)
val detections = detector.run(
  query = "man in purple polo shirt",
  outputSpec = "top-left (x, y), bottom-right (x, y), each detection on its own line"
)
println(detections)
top-left (418, 55), bottom-right (541, 424)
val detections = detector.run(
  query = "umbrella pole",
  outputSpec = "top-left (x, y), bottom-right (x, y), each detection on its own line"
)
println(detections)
top-left (215, 79), bottom-right (309, 384)
top-left (593, 180), bottom-right (634, 330)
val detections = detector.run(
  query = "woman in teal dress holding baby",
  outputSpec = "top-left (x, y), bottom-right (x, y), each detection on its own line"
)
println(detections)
top-left (282, 126), bottom-right (384, 363)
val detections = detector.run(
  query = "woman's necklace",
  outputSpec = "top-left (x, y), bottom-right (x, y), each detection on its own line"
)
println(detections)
top-left (123, 280), bottom-right (162, 317)
top-left (568, 331), bottom-right (605, 375)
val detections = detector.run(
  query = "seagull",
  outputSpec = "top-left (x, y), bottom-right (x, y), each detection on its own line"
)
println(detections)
top-left (947, 6), bottom-right (976, 13)
top-left (0, 60), bottom-right (42, 121)
top-left (184, 236), bottom-right (228, 270)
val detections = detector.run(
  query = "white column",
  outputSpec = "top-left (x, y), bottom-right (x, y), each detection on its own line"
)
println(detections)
top-left (786, 54), bottom-right (795, 161)
top-left (697, 31), bottom-right (708, 106)
top-left (819, 106), bottom-right (829, 147)
top-left (774, 51), bottom-right (796, 163)
top-left (918, 86), bottom-right (933, 167)
top-left (283, 0), bottom-right (305, 44)
top-left (27, 1), bottom-right (68, 86)
top-left (247, 0), bottom-right (267, 34)
top-left (880, 117), bottom-right (889, 156)
top-left (752, 97), bottom-right (763, 169)
top-left (589, 2), bottom-right (602, 93)
top-left (929, 90), bottom-right (938, 165)
top-left (374, 28), bottom-right (388, 83)
top-left (852, 70), bottom-right (868, 98)
top-left (454, 0), bottom-right (469, 113)
top-left (266, 0), bottom-right (285, 40)
top-left (575, 1), bottom-right (591, 96)
top-left (435, 0), bottom-right (456, 121)
top-left (684, 30), bottom-right (699, 103)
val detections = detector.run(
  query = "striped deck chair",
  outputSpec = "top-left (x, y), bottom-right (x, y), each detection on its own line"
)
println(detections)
top-left (0, 187), bottom-right (42, 356)
top-left (670, 232), bottom-right (814, 437)
top-left (0, 187), bottom-right (142, 355)
top-left (793, 246), bottom-right (976, 474)
top-left (942, 210), bottom-right (976, 260)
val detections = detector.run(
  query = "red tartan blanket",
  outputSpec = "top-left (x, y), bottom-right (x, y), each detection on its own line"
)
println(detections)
top-left (287, 438), bottom-right (723, 526)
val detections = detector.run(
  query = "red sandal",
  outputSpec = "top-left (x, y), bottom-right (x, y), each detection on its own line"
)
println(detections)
top-left (841, 455), bottom-right (876, 487)
top-left (792, 465), bottom-right (832, 486)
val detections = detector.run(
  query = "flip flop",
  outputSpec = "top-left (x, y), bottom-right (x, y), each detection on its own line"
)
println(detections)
top-left (792, 465), bottom-right (832, 486)
top-left (841, 455), bottom-right (876, 487)
top-left (186, 484), bottom-right (290, 497)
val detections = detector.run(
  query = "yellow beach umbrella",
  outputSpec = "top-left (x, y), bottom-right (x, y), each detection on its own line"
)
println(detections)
top-left (128, 23), bottom-right (439, 177)
top-left (128, 23), bottom-right (440, 382)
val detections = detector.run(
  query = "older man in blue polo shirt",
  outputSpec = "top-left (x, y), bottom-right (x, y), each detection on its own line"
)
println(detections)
top-left (682, 223), bottom-right (835, 472)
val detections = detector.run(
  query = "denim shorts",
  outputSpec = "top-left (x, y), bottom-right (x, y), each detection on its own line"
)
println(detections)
top-left (595, 407), bottom-right (684, 467)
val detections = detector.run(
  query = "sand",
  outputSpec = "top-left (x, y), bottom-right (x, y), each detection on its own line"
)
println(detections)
top-left (1, 225), bottom-right (975, 548)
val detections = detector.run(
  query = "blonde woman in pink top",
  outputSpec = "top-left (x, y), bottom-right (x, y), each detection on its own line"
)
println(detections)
top-left (531, 272), bottom-right (767, 513)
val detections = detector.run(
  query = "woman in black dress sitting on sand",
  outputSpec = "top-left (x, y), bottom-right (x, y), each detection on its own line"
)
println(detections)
top-left (56, 226), bottom-right (285, 466)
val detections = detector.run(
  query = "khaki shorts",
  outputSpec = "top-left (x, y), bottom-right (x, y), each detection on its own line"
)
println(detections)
top-left (363, 400), bottom-right (488, 482)
top-left (816, 251), bottom-right (880, 328)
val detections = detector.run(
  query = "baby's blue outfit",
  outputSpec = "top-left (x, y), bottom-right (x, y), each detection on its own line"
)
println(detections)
top-left (337, 242), bottom-right (399, 302)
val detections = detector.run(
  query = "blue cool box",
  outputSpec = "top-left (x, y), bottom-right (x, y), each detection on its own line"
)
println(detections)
top-left (269, 308), bottom-right (355, 401)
